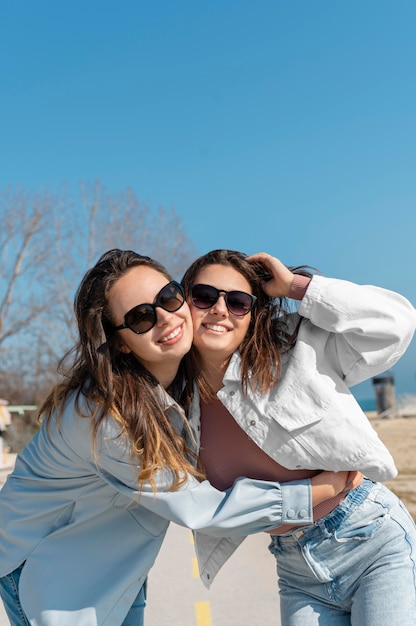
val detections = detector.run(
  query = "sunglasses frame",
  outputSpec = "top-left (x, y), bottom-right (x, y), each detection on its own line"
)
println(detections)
top-left (190, 283), bottom-right (257, 316)
top-left (113, 280), bottom-right (185, 335)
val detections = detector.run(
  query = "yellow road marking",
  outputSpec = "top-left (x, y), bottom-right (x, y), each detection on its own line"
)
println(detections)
top-left (192, 533), bottom-right (211, 625)
top-left (195, 601), bottom-right (212, 626)
top-left (192, 556), bottom-right (200, 578)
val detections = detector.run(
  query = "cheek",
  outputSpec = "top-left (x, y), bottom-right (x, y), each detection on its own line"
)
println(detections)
top-left (236, 317), bottom-right (251, 339)
top-left (189, 306), bottom-right (203, 328)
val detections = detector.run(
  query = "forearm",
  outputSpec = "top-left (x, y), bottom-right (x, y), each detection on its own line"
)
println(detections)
top-left (135, 476), bottom-right (313, 536)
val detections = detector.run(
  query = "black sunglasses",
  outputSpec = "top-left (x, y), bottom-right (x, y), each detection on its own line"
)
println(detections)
top-left (113, 281), bottom-right (185, 335)
top-left (190, 284), bottom-right (257, 316)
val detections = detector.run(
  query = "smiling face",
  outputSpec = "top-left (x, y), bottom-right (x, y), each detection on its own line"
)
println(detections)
top-left (108, 265), bottom-right (193, 387)
top-left (189, 264), bottom-right (253, 370)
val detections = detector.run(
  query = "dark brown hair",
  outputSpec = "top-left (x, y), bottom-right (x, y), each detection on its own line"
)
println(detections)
top-left (40, 249), bottom-right (203, 490)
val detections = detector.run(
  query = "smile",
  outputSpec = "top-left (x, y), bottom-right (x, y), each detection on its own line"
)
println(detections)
top-left (159, 325), bottom-right (183, 343)
top-left (203, 324), bottom-right (229, 333)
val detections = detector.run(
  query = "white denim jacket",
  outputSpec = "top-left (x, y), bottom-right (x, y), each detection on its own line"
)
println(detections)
top-left (190, 274), bottom-right (416, 588)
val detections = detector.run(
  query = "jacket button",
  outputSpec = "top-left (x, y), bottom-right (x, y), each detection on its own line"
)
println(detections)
top-left (299, 509), bottom-right (308, 518)
top-left (229, 391), bottom-right (235, 396)
top-left (287, 509), bottom-right (295, 519)
top-left (250, 420), bottom-right (256, 426)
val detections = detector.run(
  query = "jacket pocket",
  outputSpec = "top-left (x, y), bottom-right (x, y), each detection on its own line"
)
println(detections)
top-left (264, 359), bottom-right (334, 431)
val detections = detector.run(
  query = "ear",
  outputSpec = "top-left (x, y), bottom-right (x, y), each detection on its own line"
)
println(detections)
top-left (114, 336), bottom-right (132, 355)
top-left (119, 343), bottom-right (132, 355)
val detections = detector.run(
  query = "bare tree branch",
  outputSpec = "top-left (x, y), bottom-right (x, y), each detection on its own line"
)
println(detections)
top-left (0, 188), bottom-right (56, 349)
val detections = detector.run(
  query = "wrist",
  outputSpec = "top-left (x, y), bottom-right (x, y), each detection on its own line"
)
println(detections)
top-left (289, 274), bottom-right (311, 300)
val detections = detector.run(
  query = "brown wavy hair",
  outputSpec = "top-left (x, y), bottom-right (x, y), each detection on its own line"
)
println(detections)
top-left (181, 249), bottom-right (311, 400)
top-left (39, 249), bottom-right (203, 491)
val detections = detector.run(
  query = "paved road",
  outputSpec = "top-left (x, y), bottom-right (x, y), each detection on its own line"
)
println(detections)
top-left (145, 523), bottom-right (281, 626)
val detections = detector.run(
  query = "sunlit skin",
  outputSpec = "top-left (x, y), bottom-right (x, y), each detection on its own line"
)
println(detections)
top-left (108, 265), bottom-right (193, 388)
top-left (188, 264), bottom-right (253, 392)
top-left (247, 252), bottom-right (294, 298)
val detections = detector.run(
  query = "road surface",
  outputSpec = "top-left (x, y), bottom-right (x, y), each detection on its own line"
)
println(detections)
top-left (146, 523), bottom-right (281, 625)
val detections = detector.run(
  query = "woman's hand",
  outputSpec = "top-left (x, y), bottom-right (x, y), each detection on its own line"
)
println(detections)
top-left (247, 252), bottom-right (294, 298)
top-left (311, 470), bottom-right (364, 507)
top-left (343, 470), bottom-right (364, 493)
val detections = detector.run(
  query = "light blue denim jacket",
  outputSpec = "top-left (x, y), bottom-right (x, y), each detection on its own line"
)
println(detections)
top-left (0, 391), bottom-right (312, 625)
top-left (191, 274), bottom-right (416, 587)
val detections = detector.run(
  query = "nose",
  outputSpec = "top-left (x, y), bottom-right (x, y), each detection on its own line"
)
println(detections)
top-left (211, 293), bottom-right (227, 315)
top-left (155, 307), bottom-right (174, 325)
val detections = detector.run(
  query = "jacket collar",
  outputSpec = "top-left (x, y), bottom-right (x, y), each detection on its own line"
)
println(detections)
top-left (222, 351), bottom-right (243, 383)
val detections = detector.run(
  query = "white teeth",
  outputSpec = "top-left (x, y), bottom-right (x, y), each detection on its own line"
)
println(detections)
top-left (204, 324), bottom-right (228, 333)
top-left (160, 326), bottom-right (181, 343)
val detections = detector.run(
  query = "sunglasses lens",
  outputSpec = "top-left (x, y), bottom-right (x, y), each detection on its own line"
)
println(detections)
top-left (125, 305), bottom-right (156, 334)
top-left (191, 285), bottom-right (218, 309)
top-left (159, 282), bottom-right (185, 312)
top-left (120, 282), bottom-right (184, 335)
top-left (191, 284), bottom-right (254, 315)
top-left (227, 291), bottom-right (254, 315)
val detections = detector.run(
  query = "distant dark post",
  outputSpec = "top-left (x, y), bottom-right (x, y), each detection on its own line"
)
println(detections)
top-left (372, 374), bottom-right (395, 417)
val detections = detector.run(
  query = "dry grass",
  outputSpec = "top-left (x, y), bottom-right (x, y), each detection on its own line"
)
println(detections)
top-left (370, 415), bottom-right (416, 521)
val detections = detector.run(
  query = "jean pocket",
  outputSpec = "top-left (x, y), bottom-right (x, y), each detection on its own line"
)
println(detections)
top-left (331, 504), bottom-right (389, 543)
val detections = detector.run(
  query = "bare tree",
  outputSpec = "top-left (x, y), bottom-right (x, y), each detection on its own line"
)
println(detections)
top-left (76, 180), bottom-right (198, 277)
top-left (0, 187), bottom-right (56, 352)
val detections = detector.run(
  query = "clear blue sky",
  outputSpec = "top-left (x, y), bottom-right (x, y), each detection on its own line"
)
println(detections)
top-left (1, 0), bottom-right (415, 400)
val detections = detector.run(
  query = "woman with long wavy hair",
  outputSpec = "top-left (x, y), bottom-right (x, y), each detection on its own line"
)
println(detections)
top-left (182, 249), bottom-right (416, 626)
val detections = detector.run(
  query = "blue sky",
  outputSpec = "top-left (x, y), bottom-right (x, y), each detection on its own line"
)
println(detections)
top-left (1, 0), bottom-right (415, 400)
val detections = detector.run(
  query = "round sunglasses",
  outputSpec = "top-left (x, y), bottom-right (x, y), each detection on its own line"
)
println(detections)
top-left (190, 283), bottom-right (257, 316)
top-left (113, 281), bottom-right (185, 335)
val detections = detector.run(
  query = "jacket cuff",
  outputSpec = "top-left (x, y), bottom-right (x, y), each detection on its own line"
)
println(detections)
top-left (289, 274), bottom-right (311, 300)
top-left (280, 479), bottom-right (313, 524)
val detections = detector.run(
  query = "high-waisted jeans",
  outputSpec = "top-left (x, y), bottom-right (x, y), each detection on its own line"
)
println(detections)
top-left (268, 479), bottom-right (416, 625)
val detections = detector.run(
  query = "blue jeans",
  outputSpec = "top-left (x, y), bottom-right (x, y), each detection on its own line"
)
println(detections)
top-left (269, 479), bottom-right (416, 625)
top-left (121, 580), bottom-right (146, 626)
top-left (0, 564), bottom-right (29, 625)
top-left (0, 564), bottom-right (146, 626)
